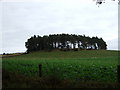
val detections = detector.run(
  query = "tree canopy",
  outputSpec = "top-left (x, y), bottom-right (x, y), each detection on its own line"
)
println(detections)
top-left (94, 0), bottom-right (120, 6)
top-left (25, 34), bottom-right (107, 53)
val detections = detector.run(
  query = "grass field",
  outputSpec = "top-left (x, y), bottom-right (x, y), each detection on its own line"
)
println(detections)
top-left (2, 50), bottom-right (119, 88)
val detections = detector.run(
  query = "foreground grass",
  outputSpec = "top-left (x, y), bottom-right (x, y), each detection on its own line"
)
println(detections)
top-left (2, 50), bottom-right (119, 88)
top-left (3, 69), bottom-right (120, 88)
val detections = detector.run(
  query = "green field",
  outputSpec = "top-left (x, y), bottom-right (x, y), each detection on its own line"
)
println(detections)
top-left (3, 50), bottom-right (119, 83)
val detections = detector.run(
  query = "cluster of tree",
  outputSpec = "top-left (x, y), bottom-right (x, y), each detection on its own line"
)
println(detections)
top-left (25, 34), bottom-right (107, 53)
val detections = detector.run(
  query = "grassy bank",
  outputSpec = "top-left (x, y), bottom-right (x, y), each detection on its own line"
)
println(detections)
top-left (2, 50), bottom-right (119, 88)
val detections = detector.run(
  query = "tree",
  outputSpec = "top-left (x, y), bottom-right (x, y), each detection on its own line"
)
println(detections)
top-left (25, 34), bottom-right (107, 53)
top-left (93, 0), bottom-right (120, 7)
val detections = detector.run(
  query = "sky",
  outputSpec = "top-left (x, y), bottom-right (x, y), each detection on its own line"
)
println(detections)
top-left (0, 0), bottom-right (118, 53)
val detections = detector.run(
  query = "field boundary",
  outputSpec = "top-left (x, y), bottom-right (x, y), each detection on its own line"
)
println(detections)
top-left (1, 53), bottom-right (25, 58)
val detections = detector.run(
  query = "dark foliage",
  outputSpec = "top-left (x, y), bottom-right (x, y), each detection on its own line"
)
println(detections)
top-left (25, 34), bottom-right (107, 53)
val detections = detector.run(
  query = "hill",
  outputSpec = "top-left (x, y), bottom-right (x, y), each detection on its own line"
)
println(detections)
top-left (2, 50), bottom-right (119, 88)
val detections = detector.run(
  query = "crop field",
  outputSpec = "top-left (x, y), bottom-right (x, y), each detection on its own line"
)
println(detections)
top-left (2, 50), bottom-right (119, 84)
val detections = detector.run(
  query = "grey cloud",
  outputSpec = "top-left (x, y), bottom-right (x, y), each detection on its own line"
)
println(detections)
top-left (1, 1), bottom-right (118, 53)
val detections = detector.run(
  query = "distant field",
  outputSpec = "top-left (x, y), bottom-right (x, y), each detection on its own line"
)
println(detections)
top-left (2, 50), bottom-right (119, 83)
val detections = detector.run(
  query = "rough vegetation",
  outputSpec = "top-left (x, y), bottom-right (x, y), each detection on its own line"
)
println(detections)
top-left (2, 50), bottom-right (119, 88)
top-left (3, 69), bottom-right (120, 88)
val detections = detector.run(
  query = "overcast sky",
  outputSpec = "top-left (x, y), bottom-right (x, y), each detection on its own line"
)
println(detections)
top-left (0, 0), bottom-right (118, 53)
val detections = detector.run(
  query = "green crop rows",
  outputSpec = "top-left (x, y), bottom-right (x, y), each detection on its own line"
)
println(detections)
top-left (2, 50), bottom-right (119, 82)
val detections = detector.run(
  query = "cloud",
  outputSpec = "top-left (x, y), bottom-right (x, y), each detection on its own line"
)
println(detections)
top-left (107, 37), bottom-right (118, 50)
top-left (1, 1), bottom-right (118, 53)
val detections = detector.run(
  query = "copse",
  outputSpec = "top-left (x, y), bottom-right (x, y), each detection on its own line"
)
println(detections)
top-left (25, 34), bottom-right (107, 53)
